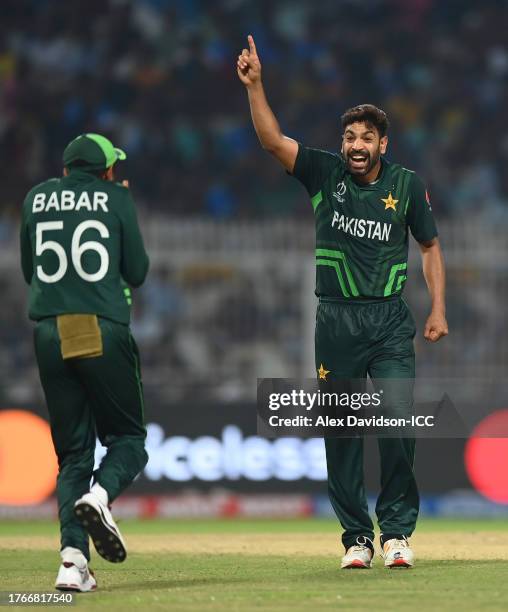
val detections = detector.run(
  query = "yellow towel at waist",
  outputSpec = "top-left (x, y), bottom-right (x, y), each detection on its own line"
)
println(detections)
top-left (57, 314), bottom-right (103, 360)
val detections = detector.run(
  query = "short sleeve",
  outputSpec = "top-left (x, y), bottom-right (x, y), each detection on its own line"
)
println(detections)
top-left (292, 144), bottom-right (343, 199)
top-left (407, 173), bottom-right (438, 243)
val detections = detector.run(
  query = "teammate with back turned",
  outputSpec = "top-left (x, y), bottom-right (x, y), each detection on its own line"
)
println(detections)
top-left (19, 134), bottom-right (149, 590)
top-left (237, 36), bottom-right (448, 569)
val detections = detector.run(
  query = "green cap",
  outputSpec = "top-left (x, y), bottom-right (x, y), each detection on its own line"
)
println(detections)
top-left (63, 133), bottom-right (127, 170)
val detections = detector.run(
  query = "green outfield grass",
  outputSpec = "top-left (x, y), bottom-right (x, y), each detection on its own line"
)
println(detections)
top-left (1, 519), bottom-right (507, 611)
top-left (2, 517), bottom-right (508, 536)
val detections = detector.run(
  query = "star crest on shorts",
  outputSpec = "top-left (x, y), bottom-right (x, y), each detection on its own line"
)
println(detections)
top-left (318, 364), bottom-right (330, 381)
top-left (381, 192), bottom-right (398, 211)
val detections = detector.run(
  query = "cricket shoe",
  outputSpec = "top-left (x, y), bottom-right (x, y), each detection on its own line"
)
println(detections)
top-left (74, 491), bottom-right (127, 563)
top-left (55, 547), bottom-right (97, 592)
top-left (341, 536), bottom-right (374, 569)
top-left (381, 536), bottom-right (414, 568)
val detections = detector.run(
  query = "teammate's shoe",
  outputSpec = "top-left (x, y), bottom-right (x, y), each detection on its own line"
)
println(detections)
top-left (74, 488), bottom-right (127, 563)
top-left (381, 536), bottom-right (414, 568)
top-left (341, 536), bottom-right (374, 569)
top-left (55, 547), bottom-right (97, 592)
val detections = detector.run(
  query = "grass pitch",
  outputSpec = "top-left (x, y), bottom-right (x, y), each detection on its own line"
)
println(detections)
top-left (1, 518), bottom-right (508, 610)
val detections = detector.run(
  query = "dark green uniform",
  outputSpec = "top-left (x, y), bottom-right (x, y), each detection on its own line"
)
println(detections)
top-left (292, 145), bottom-right (437, 549)
top-left (20, 168), bottom-right (149, 560)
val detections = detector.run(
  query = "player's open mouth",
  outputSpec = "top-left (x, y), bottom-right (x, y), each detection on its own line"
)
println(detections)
top-left (348, 154), bottom-right (369, 170)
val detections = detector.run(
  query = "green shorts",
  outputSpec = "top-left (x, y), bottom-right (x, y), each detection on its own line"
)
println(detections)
top-left (315, 295), bottom-right (416, 380)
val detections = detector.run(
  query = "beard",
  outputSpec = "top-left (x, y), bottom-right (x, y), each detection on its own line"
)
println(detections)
top-left (344, 147), bottom-right (381, 176)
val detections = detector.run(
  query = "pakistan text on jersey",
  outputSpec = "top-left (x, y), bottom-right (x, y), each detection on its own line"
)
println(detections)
top-left (32, 191), bottom-right (109, 213)
top-left (331, 211), bottom-right (392, 242)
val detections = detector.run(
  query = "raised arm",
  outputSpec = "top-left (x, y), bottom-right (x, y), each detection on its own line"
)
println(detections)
top-left (237, 35), bottom-right (298, 173)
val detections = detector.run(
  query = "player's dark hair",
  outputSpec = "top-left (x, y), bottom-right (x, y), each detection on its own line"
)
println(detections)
top-left (341, 104), bottom-right (389, 138)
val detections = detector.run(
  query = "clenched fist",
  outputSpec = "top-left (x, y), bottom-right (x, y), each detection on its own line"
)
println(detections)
top-left (237, 35), bottom-right (262, 87)
top-left (424, 311), bottom-right (449, 342)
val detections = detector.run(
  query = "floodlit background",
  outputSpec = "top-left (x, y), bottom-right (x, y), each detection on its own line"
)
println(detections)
top-left (1, 0), bottom-right (508, 517)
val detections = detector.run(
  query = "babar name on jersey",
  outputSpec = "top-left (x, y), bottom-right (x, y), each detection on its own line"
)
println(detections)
top-left (32, 190), bottom-right (109, 214)
top-left (331, 211), bottom-right (392, 242)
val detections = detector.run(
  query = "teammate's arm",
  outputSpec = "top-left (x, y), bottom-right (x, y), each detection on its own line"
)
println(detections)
top-left (120, 187), bottom-right (149, 288)
top-left (419, 237), bottom-right (448, 342)
top-left (237, 35), bottom-right (298, 172)
top-left (19, 200), bottom-right (33, 284)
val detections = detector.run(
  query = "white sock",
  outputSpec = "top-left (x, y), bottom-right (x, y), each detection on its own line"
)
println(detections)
top-left (90, 482), bottom-right (109, 506)
top-left (61, 546), bottom-right (87, 569)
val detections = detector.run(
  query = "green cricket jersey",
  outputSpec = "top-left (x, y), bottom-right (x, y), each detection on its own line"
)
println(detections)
top-left (292, 145), bottom-right (437, 298)
top-left (20, 169), bottom-right (149, 324)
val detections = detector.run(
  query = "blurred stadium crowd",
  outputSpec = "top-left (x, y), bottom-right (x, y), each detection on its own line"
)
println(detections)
top-left (1, 0), bottom-right (508, 218)
top-left (1, 0), bottom-right (508, 406)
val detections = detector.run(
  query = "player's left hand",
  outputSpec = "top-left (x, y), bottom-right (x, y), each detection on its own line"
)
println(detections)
top-left (424, 311), bottom-right (448, 342)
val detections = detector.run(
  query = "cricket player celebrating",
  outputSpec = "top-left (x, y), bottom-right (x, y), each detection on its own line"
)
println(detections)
top-left (237, 36), bottom-right (448, 569)
top-left (19, 134), bottom-right (149, 590)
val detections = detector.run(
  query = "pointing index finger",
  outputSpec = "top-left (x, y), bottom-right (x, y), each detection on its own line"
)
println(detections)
top-left (248, 34), bottom-right (257, 55)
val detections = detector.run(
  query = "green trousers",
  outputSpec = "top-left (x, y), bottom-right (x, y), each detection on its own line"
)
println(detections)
top-left (315, 296), bottom-right (418, 550)
top-left (34, 317), bottom-right (148, 560)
